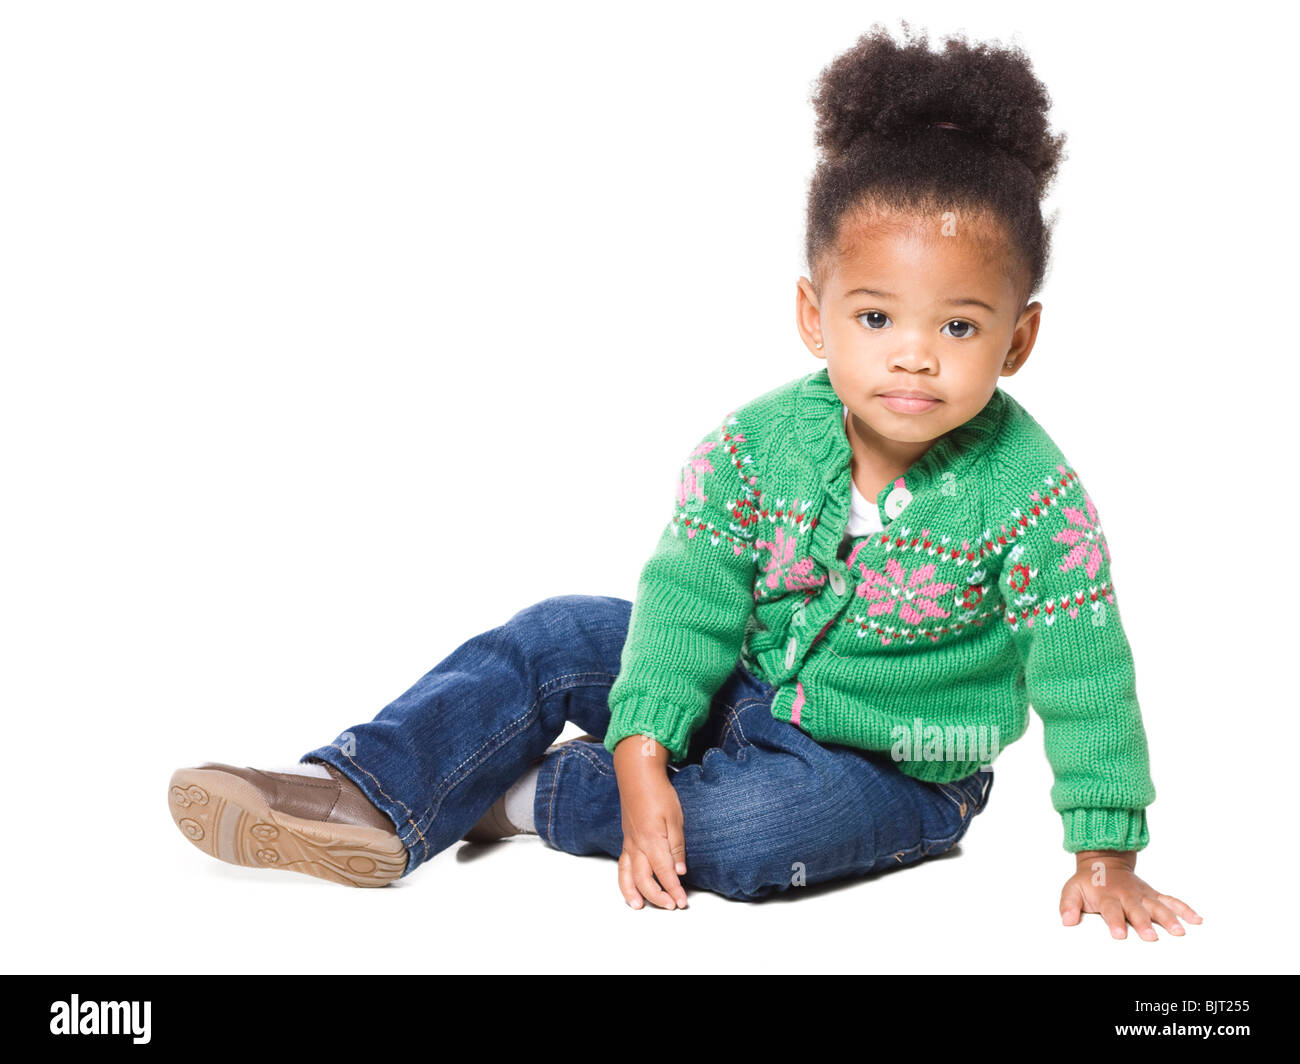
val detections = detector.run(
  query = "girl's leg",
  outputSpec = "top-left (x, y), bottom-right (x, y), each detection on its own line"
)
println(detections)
top-left (299, 594), bottom-right (633, 878)
top-left (536, 674), bottom-right (994, 902)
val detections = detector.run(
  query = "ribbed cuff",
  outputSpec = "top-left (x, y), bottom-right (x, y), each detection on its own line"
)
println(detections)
top-left (603, 697), bottom-right (699, 763)
top-left (1061, 807), bottom-right (1149, 853)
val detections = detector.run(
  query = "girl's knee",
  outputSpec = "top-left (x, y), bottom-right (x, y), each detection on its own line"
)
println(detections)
top-left (510, 595), bottom-right (631, 636)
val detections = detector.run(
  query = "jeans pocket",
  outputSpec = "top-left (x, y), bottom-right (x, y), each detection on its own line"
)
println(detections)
top-left (716, 696), bottom-right (772, 753)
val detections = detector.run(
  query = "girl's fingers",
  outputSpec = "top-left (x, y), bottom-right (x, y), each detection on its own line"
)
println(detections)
top-left (1125, 897), bottom-right (1158, 941)
top-left (632, 848), bottom-right (675, 910)
top-left (1100, 898), bottom-right (1128, 939)
top-left (1059, 884), bottom-right (1084, 926)
top-left (1156, 893), bottom-right (1203, 923)
top-left (618, 851), bottom-right (643, 909)
top-left (1144, 897), bottom-right (1185, 936)
top-left (668, 818), bottom-right (688, 879)
top-left (649, 841), bottom-right (687, 909)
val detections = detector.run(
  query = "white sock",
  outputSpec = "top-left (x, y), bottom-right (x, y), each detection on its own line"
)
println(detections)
top-left (266, 761), bottom-right (334, 778)
top-left (502, 762), bottom-right (540, 834)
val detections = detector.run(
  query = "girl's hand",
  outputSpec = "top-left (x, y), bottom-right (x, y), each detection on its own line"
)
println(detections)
top-left (1060, 849), bottom-right (1203, 940)
top-left (612, 735), bottom-right (688, 910)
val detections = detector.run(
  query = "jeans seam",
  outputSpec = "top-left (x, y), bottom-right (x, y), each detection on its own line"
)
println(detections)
top-left (408, 670), bottom-right (619, 860)
top-left (544, 744), bottom-right (570, 845)
top-left (409, 705), bottom-right (533, 862)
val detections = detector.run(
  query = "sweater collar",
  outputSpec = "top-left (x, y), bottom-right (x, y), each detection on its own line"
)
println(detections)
top-left (794, 366), bottom-right (1008, 530)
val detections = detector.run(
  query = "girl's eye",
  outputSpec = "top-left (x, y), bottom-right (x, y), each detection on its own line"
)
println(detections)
top-left (856, 312), bottom-right (979, 339)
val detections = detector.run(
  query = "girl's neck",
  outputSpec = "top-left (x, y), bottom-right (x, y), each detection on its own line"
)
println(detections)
top-left (843, 407), bottom-right (936, 499)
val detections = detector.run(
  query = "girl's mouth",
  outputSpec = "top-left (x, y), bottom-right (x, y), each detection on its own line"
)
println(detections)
top-left (879, 395), bottom-right (940, 413)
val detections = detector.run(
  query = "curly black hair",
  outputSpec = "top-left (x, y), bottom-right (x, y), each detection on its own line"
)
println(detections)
top-left (805, 21), bottom-right (1068, 309)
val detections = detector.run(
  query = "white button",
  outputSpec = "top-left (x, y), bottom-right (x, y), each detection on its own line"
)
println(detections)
top-left (828, 569), bottom-right (846, 595)
top-left (884, 478), bottom-right (913, 521)
top-left (785, 636), bottom-right (798, 668)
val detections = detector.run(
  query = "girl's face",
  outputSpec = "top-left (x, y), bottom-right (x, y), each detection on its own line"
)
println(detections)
top-left (796, 208), bottom-right (1042, 452)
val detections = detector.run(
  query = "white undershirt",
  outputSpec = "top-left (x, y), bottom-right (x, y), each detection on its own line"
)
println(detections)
top-left (843, 403), bottom-right (884, 540)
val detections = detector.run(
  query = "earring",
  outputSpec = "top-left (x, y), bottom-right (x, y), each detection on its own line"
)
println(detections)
top-left (815, 341), bottom-right (823, 349)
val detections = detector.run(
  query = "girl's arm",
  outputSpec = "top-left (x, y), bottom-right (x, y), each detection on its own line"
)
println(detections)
top-left (613, 735), bottom-right (689, 911)
top-left (997, 470), bottom-right (1156, 853)
top-left (603, 410), bottom-right (762, 762)
top-left (602, 408), bottom-right (763, 910)
top-left (996, 469), bottom-right (1201, 938)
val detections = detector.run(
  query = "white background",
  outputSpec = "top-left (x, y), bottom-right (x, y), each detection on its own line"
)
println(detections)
top-left (3, 0), bottom-right (1296, 974)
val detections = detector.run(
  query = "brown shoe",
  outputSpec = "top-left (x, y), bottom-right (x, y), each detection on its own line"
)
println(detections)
top-left (168, 760), bottom-right (408, 887)
top-left (462, 734), bottom-right (602, 843)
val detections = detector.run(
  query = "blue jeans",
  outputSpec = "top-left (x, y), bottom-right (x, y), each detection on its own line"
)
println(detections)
top-left (300, 594), bottom-right (993, 901)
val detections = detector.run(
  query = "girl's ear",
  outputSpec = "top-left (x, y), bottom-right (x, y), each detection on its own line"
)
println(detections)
top-left (1003, 301), bottom-right (1043, 374)
top-left (796, 276), bottom-right (826, 357)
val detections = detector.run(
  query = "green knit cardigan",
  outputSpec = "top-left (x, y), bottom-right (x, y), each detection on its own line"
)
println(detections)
top-left (604, 367), bottom-right (1156, 853)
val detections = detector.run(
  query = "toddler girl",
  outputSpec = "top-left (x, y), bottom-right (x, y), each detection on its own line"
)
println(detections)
top-left (168, 23), bottom-right (1200, 939)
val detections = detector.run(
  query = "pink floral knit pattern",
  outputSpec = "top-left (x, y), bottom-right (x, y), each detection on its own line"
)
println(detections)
top-left (856, 559), bottom-right (960, 625)
top-left (1055, 491), bottom-right (1110, 580)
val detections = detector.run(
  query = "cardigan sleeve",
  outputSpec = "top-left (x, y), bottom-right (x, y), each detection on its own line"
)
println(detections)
top-left (603, 412), bottom-right (761, 763)
top-left (998, 471), bottom-right (1156, 853)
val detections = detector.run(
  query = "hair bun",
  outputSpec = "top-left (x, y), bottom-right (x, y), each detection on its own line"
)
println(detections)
top-left (810, 21), bottom-right (1066, 196)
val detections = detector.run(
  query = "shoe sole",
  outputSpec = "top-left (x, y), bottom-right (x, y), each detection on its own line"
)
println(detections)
top-left (168, 767), bottom-right (408, 887)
